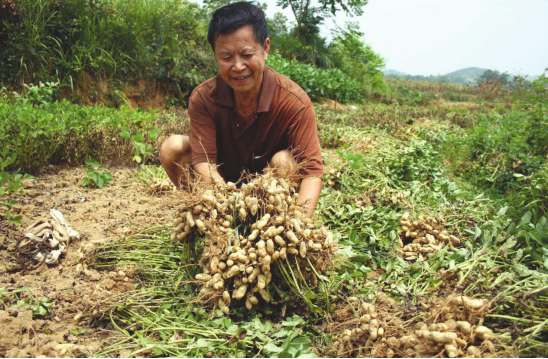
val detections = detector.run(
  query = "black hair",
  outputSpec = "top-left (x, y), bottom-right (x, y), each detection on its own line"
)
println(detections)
top-left (207, 2), bottom-right (268, 52)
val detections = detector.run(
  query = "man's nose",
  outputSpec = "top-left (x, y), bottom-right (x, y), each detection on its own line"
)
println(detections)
top-left (233, 56), bottom-right (247, 72)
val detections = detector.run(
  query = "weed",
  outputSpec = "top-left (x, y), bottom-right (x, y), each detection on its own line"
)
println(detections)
top-left (121, 127), bottom-right (160, 166)
top-left (82, 159), bottom-right (113, 188)
top-left (0, 287), bottom-right (53, 317)
top-left (0, 148), bottom-right (32, 225)
top-left (17, 81), bottom-right (59, 105)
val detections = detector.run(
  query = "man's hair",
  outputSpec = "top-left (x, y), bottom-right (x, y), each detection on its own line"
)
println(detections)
top-left (207, 2), bottom-right (268, 52)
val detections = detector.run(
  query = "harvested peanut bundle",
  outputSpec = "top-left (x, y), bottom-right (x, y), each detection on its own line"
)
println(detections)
top-left (398, 212), bottom-right (461, 261)
top-left (148, 178), bottom-right (177, 194)
top-left (327, 293), bottom-right (505, 358)
top-left (170, 171), bottom-right (338, 314)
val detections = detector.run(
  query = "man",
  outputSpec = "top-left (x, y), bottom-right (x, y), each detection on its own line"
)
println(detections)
top-left (159, 2), bottom-right (323, 216)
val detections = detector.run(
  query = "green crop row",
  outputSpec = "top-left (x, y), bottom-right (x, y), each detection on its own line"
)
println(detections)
top-left (267, 54), bottom-right (362, 104)
top-left (0, 97), bottom-right (157, 174)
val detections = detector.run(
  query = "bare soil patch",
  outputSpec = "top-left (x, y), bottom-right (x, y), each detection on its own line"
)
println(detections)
top-left (0, 166), bottom-right (181, 357)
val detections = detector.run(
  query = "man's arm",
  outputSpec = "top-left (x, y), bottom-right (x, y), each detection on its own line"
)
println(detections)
top-left (298, 176), bottom-right (322, 217)
top-left (194, 162), bottom-right (226, 186)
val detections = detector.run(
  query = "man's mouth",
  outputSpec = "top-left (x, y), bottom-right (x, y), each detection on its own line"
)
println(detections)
top-left (233, 75), bottom-right (250, 81)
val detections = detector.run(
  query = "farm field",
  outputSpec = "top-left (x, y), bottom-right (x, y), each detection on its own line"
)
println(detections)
top-left (1, 79), bottom-right (547, 358)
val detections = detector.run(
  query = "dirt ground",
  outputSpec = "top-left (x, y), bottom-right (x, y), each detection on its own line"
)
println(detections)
top-left (0, 165), bottom-right (181, 358)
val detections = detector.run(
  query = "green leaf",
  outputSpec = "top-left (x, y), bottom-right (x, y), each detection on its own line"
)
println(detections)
top-left (264, 342), bottom-right (283, 354)
top-left (120, 128), bottom-right (131, 139)
top-left (473, 226), bottom-right (481, 239)
top-left (297, 353), bottom-right (319, 358)
top-left (497, 206), bottom-right (508, 216)
top-left (519, 212), bottom-right (533, 227)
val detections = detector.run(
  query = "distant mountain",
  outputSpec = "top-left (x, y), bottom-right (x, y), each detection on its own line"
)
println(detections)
top-left (384, 67), bottom-right (541, 85)
top-left (382, 69), bottom-right (407, 76)
top-left (443, 67), bottom-right (488, 84)
top-left (383, 67), bottom-right (489, 84)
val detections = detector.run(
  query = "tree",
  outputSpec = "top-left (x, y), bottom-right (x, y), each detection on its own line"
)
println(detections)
top-left (267, 12), bottom-right (289, 41)
top-left (202, 0), bottom-right (267, 13)
top-left (476, 69), bottom-right (511, 87)
top-left (276, 0), bottom-right (368, 44)
top-left (330, 22), bottom-right (384, 91)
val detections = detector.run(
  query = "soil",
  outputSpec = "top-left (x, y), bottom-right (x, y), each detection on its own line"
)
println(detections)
top-left (0, 165), bottom-right (181, 357)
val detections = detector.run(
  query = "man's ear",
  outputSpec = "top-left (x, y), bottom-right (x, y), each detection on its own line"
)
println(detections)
top-left (263, 38), bottom-right (270, 60)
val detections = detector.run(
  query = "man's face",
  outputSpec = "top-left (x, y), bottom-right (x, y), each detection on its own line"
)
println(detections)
top-left (214, 25), bottom-right (270, 97)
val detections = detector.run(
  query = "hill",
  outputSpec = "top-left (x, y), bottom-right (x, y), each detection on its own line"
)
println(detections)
top-left (382, 69), bottom-right (408, 76)
top-left (443, 67), bottom-right (488, 84)
top-left (384, 67), bottom-right (489, 84)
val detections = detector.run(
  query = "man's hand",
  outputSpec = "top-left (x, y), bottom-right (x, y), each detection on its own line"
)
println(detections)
top-left (194, 162), bottom-right (226, 186)
top-left (297, 176), bottom-right (322, 217)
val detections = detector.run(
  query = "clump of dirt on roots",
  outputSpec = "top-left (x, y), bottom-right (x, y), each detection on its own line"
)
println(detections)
top-left (324, 293), bottom-right (514, 358)
top-left (398, 212), bottom-right (462, 261)
top-left (170, 170), bottom-right (338, 313)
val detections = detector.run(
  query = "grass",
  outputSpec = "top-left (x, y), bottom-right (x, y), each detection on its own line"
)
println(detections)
top-left (1, 0), bottom-right (215, 92)
top-left (381, 78), bottom-right (517, 105)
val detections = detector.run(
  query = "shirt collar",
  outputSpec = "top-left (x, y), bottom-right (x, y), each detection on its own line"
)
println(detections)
top-left (214, 66), bottom-right (276, 113)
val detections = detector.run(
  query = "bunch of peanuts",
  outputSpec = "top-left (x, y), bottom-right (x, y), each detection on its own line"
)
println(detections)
top-left (171, 172), bottom-right (337, 313)
top-left (398, 212), bottom-right (461, 261)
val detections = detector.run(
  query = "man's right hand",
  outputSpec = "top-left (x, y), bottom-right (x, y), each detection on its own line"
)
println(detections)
top-left (194, 162), bottom-right (227, 186)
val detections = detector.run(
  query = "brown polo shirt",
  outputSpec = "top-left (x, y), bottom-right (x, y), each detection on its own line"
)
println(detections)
top-left (188, 66), bottom-right (323, 183)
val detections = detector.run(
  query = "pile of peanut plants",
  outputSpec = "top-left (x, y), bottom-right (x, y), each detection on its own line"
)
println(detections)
top-left (2, 76), bottom-right (546, 358)
top-left (93, 77), bottom-right (547, 357)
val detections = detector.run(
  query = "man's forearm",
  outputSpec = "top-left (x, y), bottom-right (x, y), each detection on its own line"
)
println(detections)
top-left (297, 176), bottom-right (323, 217)
top-left (194, 162), bottom-right (226, 185)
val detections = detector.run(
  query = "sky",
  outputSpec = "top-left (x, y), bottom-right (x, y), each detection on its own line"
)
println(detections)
top-left (196, 0), bottom-right (548, 76)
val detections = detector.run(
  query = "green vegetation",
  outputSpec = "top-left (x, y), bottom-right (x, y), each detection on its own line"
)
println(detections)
top-left (0, 0), bottom-right (385, 104)
top-left (121, 127), bottom-right (160, 166)
top-left (0, 148), bottom-right (32, 225)
top-left (82, 159), bottom-right (114, 188)
top-left (268, 54), bottom-right (362, 103)
top-left (0, 287), bottom-right (53, 317)
top-left (55, 75), bottom-right (544, 357)
top-left (0, 95), bottom-right (157, 174)
top-left (0, 0), bottom-right (214, 95)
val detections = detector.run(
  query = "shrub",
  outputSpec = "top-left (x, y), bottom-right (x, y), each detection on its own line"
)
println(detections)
top-left (0, 0), bottom-right (215, 99)
top-left (267, 54), bottom-right (362, 104)
top-left (0, 98), bottom-right (157, 173)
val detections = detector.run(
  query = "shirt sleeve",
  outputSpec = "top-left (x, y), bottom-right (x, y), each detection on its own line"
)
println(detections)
top-left (188, 90), bottom-right (217, 165)
top-left (287, 104), bottom-right (324, 178)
